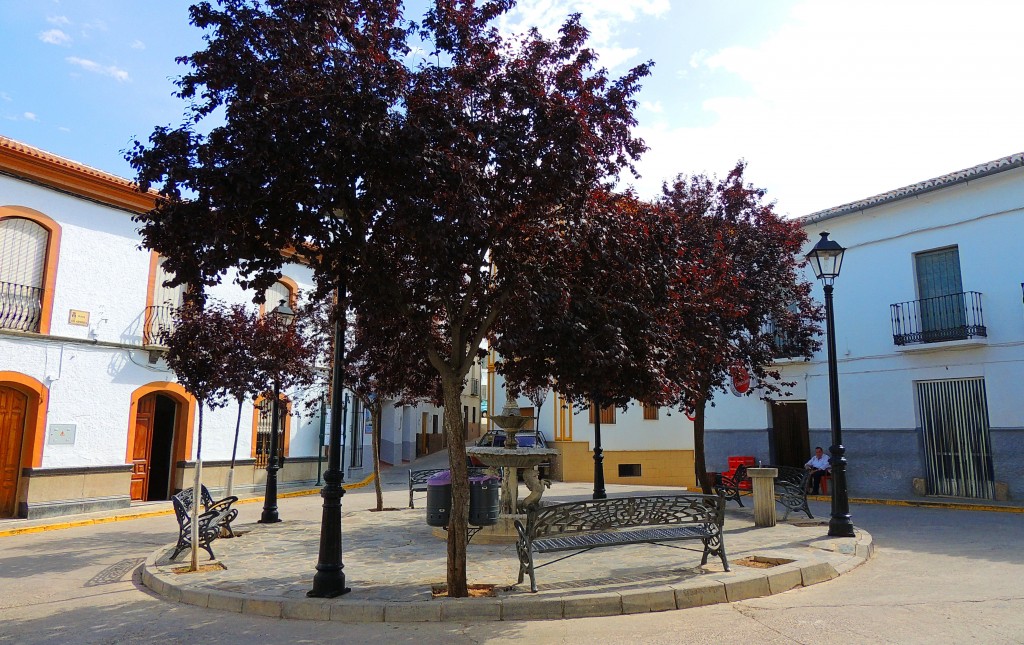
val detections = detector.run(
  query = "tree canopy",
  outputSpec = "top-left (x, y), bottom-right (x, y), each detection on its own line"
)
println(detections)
top-left (131, 0), bottom-right (651, 597)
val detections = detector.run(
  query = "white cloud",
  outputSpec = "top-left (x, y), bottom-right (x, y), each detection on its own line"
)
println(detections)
top-left (66, 56), bottom-right (130, 82)
top-left (39, 29), bottom-right (71, 46)
top-left (499, 0), bottom-right (668, 70)
top-left (641, 100), bottom-right (663, 113)
top-left (23, 112), bottom-right (38, 121)
top-left (630, 0), bottom-right (1024, 216)
top-left (58, 126), bottom-right (71, 132)
top-left (0, 92), bottom-right (11, 102)
top-left (47, 15), bottom-right (71, 26)
top-left (130, 39), bottom-right (146, 50)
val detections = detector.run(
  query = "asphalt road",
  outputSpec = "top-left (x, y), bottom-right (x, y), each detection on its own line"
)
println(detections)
top-left (1, 492), bottom-right (1021, 644)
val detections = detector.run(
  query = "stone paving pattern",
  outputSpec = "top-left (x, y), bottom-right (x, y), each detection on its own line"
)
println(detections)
top-left (142, 477), bottom-right (873, 622)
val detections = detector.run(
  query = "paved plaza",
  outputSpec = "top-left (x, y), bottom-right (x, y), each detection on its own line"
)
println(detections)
top-left (1, 453), bottom-right (1022, 643)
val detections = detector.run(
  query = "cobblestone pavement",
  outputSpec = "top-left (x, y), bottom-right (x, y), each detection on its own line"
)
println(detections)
top-left (142, 472), bottom-right (872, 622)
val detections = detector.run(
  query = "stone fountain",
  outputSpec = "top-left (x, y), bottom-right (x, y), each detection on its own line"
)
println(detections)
top-left (464, 402), bottom-right (558, 542)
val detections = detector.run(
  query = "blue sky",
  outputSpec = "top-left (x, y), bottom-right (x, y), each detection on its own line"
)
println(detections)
top-left (2, 0), bottom-right (1023, 216)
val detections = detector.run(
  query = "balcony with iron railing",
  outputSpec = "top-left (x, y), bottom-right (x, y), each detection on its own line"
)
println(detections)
top-left (0, 281), bottom-right (43, 333)
top-left (764, 320), bottom-right (804, 359)
top-left (143, 304), bottom-right (175, 346)
top-left (890, 291), bottom-right (986, 346)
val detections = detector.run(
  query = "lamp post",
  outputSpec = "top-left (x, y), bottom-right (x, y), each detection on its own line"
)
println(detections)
top-left (806, 232), bottom-right (855, 538)
top-left (260, 299), bottom-right (295, 525)
top-left (308, 283), bottom-right (351, 598)
top-left (592, 396), bottom-right (607, 500)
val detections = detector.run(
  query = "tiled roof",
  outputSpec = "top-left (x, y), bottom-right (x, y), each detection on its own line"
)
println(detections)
top-left (800, 152), bottom-right (1024, 225)
top-left (0, 135), bottom-right (156, 212)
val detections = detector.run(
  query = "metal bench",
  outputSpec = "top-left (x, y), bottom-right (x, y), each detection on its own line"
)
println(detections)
top-left (514, 494), bottom-right (729, 593)
top-left (713, 464), bottom-right (750, 506)
top-left (169, 485), bottom-right (238, 561)
top-left (770, 466), bottom-right (814, 521)
top-left (407, 467), bottom-right (487, 508)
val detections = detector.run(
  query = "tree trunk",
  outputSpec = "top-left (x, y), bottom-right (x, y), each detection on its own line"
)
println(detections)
top-left (190, 404), bottom-right (205, 571)
top-left (693, 394), bottom-right (712, 494)
top-left (371, 403), bottom-right (383, 511)
top-left (442, 373), bottom-right (470, 598)
top-left (226, 396), bottom-right (243, 498)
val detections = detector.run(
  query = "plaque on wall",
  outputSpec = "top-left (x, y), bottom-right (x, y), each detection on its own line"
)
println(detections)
top-left (68, 310), bottom-right (91, 326)
top-left (48, 424), bottom-right (77, 445)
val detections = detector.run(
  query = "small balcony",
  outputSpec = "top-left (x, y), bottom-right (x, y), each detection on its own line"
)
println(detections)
top-left (143, 304), bottom-right (175, 346)
top-left (0, 281), bottom-right (43, 333)
top-left (890, 291), bottom-right (986, 346)
top-left (764, 320), bottom-right (804, 359)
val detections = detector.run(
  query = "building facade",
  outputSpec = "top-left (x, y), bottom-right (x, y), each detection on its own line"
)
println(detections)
top-left (0, 136), bottom-right (377, 519)
top-left (487, 350), bottom-right (697, 489)
top-left (705, 153), bottom-right (1024, 501)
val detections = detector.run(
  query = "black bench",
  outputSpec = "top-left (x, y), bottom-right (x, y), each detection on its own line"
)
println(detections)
top-left (713, 464), bottom-right (750, 506)
top-left (170, 485), bottom-right (238, 561)
top-left (408, 467), bottom-right (487, 508)
top-left (514, 494), bottom-right (729, 593)
top-left (769, 466), bottom-right (814, 521)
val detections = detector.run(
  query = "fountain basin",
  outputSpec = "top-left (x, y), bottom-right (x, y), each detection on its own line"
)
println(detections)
top-left (465, 446), bottom-right (558, 469)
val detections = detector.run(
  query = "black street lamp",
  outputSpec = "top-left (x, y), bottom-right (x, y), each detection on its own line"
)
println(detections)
top-left (806, 232), bottom-right (855, 538)
top-left (592, 396), bottom-right (607, 500)
top-left (260, 299), bottom-right (295, 525)
top-left (308, 283), bottom-right (351, 598)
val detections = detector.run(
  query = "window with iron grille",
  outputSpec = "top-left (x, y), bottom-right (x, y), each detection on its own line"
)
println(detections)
top-left (253, 396), bottom-right (288, 469)
top-left (0, 217), bottom-right (48, 332)
top-left (145, 256), bottom-right (188, 345)
top-left (643, 404), bottom-right (659, 420)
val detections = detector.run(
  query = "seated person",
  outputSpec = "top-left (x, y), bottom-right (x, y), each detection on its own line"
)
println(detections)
top-left (805, 446), bottom-right (831, 494)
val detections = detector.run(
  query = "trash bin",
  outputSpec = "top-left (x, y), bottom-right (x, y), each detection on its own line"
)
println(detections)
top-left (468, 474), bottom-right (500, 527)
top-left (426, 470), bottom-right (452, 527)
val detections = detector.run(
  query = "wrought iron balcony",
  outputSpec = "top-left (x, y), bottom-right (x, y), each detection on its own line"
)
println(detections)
top-left (764, 320), bottom-right (804, 358)
top-left (0, 281), bottom-right (43, 333)
top-left (890, 291), bottom-right (986, 346)
top-left (143, 304), bottom-right (175, 346)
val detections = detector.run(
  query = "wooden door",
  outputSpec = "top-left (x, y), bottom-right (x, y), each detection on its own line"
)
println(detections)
top-left (0, 386), bottom-right (28, 517)
top-left (130, 394), bottom-right (156, 501)
top-left (770, 401), bottom-right (809, 469)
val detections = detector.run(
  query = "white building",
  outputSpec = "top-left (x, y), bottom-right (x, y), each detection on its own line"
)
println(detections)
top-left (704, 153), bottom-right (1024, 501)
top-left (0, 136), bottom-right (436, 518)
top-left (486, 349), bottom-right (697, 489)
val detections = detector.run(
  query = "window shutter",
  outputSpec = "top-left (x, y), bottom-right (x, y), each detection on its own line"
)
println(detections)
top-left (0, 218), bottom-right (48, 288)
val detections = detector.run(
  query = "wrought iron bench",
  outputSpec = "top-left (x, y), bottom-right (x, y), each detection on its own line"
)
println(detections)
top-left (514, 494), bottom-right (729, 593)
top-left (713, 464), bottom-right (750, 506)
top-left (770, 466), bottom-right (814, 521)
top-left (169, 485), bottom-right (238, 561)
top-left (408, 467), bottom-right (487, 508)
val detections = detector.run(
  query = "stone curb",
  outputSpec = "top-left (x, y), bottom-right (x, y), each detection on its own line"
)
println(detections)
top-left (141, 528), bottom-right (874, 623)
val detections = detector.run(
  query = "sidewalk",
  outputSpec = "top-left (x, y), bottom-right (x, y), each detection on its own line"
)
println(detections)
top-left (136, 466), bottom-right (874, 623)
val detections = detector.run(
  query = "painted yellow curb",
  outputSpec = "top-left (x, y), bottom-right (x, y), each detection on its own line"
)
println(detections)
top-left (0, 473), bottom-right (381, 538)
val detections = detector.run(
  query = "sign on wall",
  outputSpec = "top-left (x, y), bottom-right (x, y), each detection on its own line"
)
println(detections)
top-left (48, 424), bottom-right (76, 445)
top-left (68, 310), bottom-right (90, 326)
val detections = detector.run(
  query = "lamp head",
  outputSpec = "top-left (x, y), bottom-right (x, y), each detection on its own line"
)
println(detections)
top-left (806, 231), bottom-right (845, 284)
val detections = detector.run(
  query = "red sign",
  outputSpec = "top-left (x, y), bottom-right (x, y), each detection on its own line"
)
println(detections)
top-left (729, 365), bottom-right (751, 397)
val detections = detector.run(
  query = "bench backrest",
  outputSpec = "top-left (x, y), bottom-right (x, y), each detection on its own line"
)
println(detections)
top-left (527, 494), bottom-right (724, 540)
top-left (409, 467), bottom-right (489, 487)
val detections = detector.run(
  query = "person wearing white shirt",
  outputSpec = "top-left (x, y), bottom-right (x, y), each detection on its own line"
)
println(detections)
top-left (805, 446), bottom-right (831, 494)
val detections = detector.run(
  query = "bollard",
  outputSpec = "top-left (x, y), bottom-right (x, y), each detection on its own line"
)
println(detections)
top-left (747, 467), bottom-right (778, 527)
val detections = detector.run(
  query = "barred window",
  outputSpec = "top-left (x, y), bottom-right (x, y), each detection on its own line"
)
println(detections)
top-left (0, 217), bottom-right (49, 332)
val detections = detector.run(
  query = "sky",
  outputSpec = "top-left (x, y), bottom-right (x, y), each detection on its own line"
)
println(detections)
top-left (2, 0), bottom-right (1023, 217)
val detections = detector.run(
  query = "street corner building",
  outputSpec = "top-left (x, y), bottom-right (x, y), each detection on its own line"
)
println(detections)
top-left (0, 136), bottom-right (465, 520)
top-left (703, 153), bottom-right (1024, 503)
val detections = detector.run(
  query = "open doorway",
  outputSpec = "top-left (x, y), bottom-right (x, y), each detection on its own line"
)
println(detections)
top-left (130, 393), bottom-right (179, 501)
top-left (769, 401), bottom-right (810, 469)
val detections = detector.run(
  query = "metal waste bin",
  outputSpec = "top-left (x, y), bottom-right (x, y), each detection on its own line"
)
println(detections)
top-left (468, 474), bottom-right (500, 527)
top-left (426, 470), bottom-right (451, 527)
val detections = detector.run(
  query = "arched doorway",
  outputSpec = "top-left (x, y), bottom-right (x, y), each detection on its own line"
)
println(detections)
top-left (127, 383), bottom-right (195, 502)
top-left (0, 386), bottom-right (28, 517)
